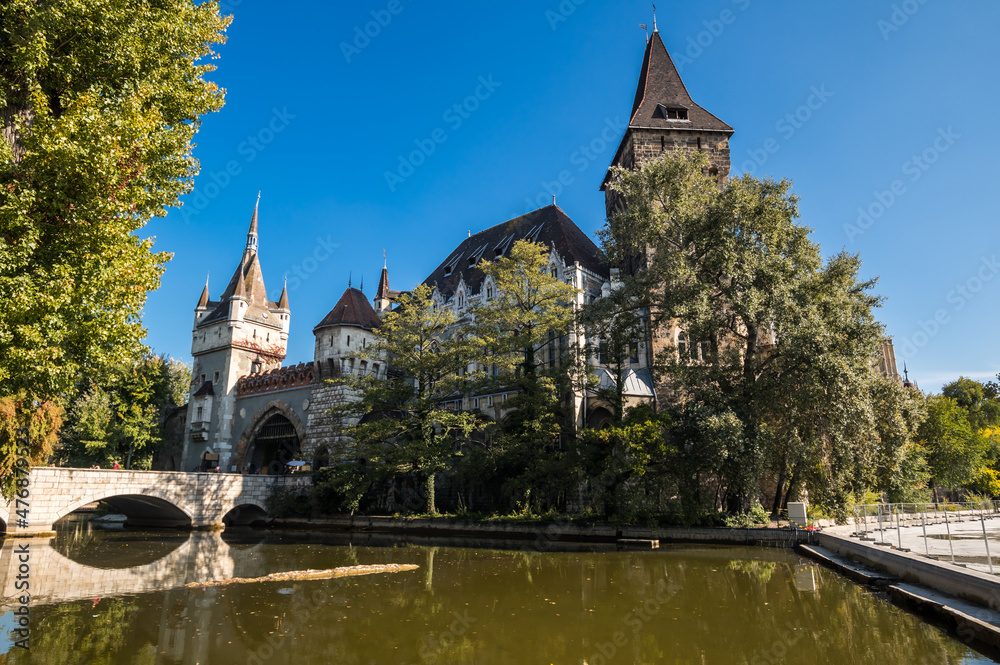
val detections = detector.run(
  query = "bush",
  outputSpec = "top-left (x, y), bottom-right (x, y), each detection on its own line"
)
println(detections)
top-left (268, 487), bottom-right (311, 518)
top-left (310, 463), bottom-right (379, 516)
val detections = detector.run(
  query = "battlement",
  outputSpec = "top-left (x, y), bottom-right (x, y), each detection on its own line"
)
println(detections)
top-left (236, 362), bottom-right (315, 397)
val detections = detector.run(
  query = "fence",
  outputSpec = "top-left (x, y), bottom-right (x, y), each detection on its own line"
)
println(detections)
top-left (851, 501), bottom-right (1000, 574)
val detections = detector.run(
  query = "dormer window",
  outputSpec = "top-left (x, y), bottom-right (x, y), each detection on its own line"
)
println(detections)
top-left (655, 104), bottom-right (688, 121)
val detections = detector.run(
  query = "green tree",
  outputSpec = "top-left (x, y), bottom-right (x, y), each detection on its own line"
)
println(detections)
top-left (580, 282), bottom-right (646, 427)
top-left (0, 0), bottom-right (227, 493)
top-left (58, 354), bottom-right (190, 469)
top-left (604, 152), bottom-right (896, 516)
top-left (333, 285), bottom-right (477, 514)
top-left (918, 395), bottom-right (989, 502)
top-left (465, 240), bottom-right (580, 512)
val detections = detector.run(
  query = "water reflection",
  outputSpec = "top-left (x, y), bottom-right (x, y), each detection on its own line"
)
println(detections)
top-left (0, 527), bottom-right (996, 664)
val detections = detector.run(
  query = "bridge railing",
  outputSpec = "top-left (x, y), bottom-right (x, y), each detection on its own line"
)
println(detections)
top-left (851, 500), bottom-right (1000, 575)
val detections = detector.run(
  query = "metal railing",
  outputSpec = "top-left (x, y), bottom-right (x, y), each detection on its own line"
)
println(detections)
top-left (851, 501), bottom-right (1000, 574)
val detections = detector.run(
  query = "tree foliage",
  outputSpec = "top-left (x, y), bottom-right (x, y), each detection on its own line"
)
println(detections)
top-left (334, 285), bottom-right (477, 514)
top-left (0, 0), bottom-right (227, 400)
top-left (57, 354), bottom-right (190, 469)
top-left (604, 152), bottom-right (907, 516)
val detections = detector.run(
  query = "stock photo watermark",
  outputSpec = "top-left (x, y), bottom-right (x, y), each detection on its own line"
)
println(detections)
top-left (180, 107), bottom-right (296, 223)
top-left (843, 126), bottom-right (959, 243)
top-left (340, 0), bottom-right (413, 63)
top-left (384, 75), bottom-right (502, 192)
top-left (738, 84), bottom-right (834, 175)
top-left (896, 255), bottom-right (1000, 360)
top-left (417, 611), bottom-right (477, 664)
top-left (523, 116), bottom-right (627, 212)
top-left (878, 0), bottom-right (932, 41)
top-left (674, 0), bottom-right (752, 73)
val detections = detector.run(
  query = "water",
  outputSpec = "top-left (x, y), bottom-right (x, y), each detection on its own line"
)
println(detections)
top-left (1, 519), bottom-right (996, 665)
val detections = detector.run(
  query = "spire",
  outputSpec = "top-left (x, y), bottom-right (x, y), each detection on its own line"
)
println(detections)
top-left (376, 260), bottom-right (391, 301)
top-left (359, 275), bottom-right (364, 293)
top-left (626, 32), bottom-right (732, 132)
top-left (348, 272), bottom-right (352, 289)
top-left (652, 2), bottom-right (657, 32)
top-left (233, 255), bottom-right (247, 299)
top-left (246, 192), bottom-right (260, 254)
top-left (277, 275), bottom-right (289, 310)
top-left (197, 275), bottom-right (210, 308)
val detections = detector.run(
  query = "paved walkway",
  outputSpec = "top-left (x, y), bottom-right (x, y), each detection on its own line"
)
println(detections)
top-left (845, 511), bottom-right (1000, 576)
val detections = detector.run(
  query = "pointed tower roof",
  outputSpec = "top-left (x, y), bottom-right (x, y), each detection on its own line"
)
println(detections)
top-left (314, 287), bottom-right (382, 332)
top-left (197, 281), bottom-right (210, 308)
top-left (277, 278), bottom-right (289, 311)
top-left (628, 31), bottom-right (732, 133)
top-left (233, 258), bottom-right (247, 298)
top-left (246, 191), bottom-right (260, 253)
top-left (376, 263), bottom-right (394, 300)
top-left (198, 197), bottom-right (285, 329)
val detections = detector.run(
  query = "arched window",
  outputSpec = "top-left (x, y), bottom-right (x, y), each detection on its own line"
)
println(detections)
top-left (677, 331), bottom-right (690, 360)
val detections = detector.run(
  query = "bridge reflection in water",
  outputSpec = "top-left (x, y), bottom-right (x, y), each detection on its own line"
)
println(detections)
top-left (0, 522), bottom-right (277, 606)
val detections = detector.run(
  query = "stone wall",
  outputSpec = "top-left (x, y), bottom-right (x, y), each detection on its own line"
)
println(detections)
top-left (304, 382), bottom-right (361, 464)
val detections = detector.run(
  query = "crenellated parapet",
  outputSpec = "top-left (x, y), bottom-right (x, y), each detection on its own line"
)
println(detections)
top-left (236, 362), bottom-right (315, 397)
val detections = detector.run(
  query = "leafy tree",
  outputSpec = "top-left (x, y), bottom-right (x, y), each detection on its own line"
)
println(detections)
top-left (918, 395), bottom-right (989, 503)
top-left (0, 393), bottom-right (62, 497)
top-left (579, 281), bottom-right (647, 427)
top-left (0, 0), bottom-right (227, 494)
top-left (464, 240), bottom-right (580, 512)
top-left (58, 354), bottom-right (190, 469)
top-left (942, 376), bottom-right (1000, 431)
top-left (333, 285), bottom-right (477, 514)
top-left (604, 152), bottom-right (898, 516)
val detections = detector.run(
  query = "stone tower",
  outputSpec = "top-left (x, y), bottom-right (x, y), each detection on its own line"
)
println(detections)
top-left (601, 28), bottom-right (734, 396)
top-left (602, 28), bottom-right (733, 225)
top-left (181, 197), bottom-right (291, 472)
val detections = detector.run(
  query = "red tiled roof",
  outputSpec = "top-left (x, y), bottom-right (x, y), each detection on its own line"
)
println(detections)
top-left (314, 287), bottom-right (381, 331)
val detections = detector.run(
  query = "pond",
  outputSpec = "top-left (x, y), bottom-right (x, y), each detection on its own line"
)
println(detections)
top-left (1, 518), bottom-right (996, 664)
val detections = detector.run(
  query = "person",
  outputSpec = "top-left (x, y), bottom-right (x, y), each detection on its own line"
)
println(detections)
top-left (248, 462), bottom-right (257, 475)
top-left (112, 460), bottom-right (121, 470)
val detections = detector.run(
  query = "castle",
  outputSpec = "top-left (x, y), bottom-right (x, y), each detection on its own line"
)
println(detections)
top-left (175, 30), bottom-right (899, 474)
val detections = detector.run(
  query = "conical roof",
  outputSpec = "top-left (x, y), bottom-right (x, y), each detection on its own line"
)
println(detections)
top-left (628, 31), bottom-right (732, 133)
top-left (314, 287), bottom-right (381, 332)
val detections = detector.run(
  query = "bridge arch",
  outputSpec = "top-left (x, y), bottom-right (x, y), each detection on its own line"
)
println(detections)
top-left (234, 401), bottom-right (306, 474)
top-left (55, 489), bottom-right (194, 529)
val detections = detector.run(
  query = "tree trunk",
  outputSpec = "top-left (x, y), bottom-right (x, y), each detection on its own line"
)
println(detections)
top-left (424, 472), bottom-right (436, 515)
top-left (772, 464), bottom-right (787, 517)
top-left (1, 77), bottom-right (33, 164)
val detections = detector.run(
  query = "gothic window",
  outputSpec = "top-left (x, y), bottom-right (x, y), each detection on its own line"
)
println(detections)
top-left (630, 342), bottom-right (640, 365)
top-left (550, 267), bottom-right (557, 278)
top-left (196, 406), bottom-right (204, 422)
top-left (213, 371), bottom-right (220, 384)
top-left (677, 331), bottom-right (690, 359)
top-left (359, 360), bottom-right (367, 377)
top-left (348, 358), bottom-right (355, 374)
top-left (598, 339), bottom-right (609, 365)
top-left (486, 285), bottom-right (493, 300)
top-left (372, 363), bottom-right (380, 378)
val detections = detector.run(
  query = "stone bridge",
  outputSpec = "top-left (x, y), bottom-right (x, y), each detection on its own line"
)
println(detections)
top-left (0, 468), bottom-right (311, 537)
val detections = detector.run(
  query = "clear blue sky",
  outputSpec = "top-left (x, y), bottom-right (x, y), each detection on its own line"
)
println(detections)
top-left (142, 0), bottom-right (1000, 393)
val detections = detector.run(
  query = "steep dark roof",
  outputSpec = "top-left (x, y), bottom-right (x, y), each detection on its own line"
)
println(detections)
top-left (193, 380), bottom-right (215, 397)
top-left (376, 265), bottom-right (402, 302)
top-left (629, 31), bottom-right (732, 133)
top-left (422, 205), bottom-right (608, 300)
top-left (314, 287), bottom-right (382, 332)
